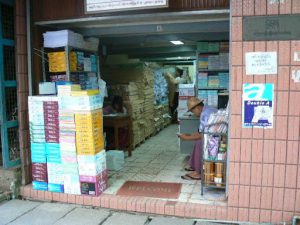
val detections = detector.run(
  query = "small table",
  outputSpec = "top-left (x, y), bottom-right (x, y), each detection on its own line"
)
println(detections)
top-left (103, 115), bottom-right (133, 157)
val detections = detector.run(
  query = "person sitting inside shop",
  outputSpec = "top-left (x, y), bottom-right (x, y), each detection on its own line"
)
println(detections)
top-left (103, 95), bottom-right (128, 150)
top-left (177, 97), bottom-right (217, 180)
top-left (103, 95), bottom-right (127, 115)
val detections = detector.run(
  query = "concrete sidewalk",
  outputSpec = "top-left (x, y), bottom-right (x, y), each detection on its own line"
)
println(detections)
top-left (0, 199), bottom-right (235, 225)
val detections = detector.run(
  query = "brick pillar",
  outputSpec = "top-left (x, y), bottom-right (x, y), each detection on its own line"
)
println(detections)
top-left (15, 0), bottom-right (31, 184)
top-left (228, 0), bottom-right (300, 223)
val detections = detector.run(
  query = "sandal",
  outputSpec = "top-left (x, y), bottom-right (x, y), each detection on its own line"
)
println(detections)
top-left (181, 174), bottom-right (201, 180)
top-left (184, 166), bottom-right (195, 172)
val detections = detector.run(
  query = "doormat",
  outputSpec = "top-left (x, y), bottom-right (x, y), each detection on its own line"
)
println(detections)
top-left (116, 181), bottom-right (182, 199)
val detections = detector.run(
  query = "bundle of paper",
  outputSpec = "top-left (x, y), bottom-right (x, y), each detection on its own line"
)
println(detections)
top-left (75, 109), bottom-right (104, 155)
top-left (57, 84), bottom-right (81, 96)
top-left (44, 101), bottom-right (60, 143)
top-left (43, 30), bottom-right (99, 52)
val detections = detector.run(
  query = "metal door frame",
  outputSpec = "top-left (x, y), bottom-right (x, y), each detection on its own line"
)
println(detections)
top-left (0, 0), bottom-right (20, 168)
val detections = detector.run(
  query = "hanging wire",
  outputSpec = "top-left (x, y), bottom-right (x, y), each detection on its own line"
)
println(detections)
top-left (33, 48), bottom-right (49, 62)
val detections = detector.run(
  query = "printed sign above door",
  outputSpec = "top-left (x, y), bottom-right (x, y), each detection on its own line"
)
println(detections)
top-left (85, 0), bottom-right (168, 13)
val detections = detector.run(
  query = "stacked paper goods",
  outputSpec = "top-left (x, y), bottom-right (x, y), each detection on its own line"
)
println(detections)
top-left (142, 67), bottom-right (155, 137)
top-left (29, 96), bottom-right (61, 192)
top-left (208, 75), bottom-right (220, 88)
top-left (48, 51), bottom-right (95, 73)
top-left (29, 87), bottom-right (108, 196)
top-left (78, 151), bottom-right (107, 196)
top-left (50, 74), bottom-right (68, 82)
top-left (31, 143), bottom-right (47, 190)
top-left (154, 105), bottom-right (163, 131)
top-left (46, 143), bottom-right (64, 192)
top-left (59, 91), bottom-right (103, 111)
top-left (57, 89), bottom-right (81, 194)
top-left (220, 42), bottom-right (229, 53)
top-left (44, 100), bottom-right (60, 143)
top-left (43, 30), bottom-right (99, 52)
top-left (178, 84), bottom-right (195, 118)
top-left (154, 69), bottom-right (168, 105)
top-left (57, 84), bottom-right (81, 96)
top-left (162, 105), bottom-right (171, 127)
top-left (208, 55), bottom-right (220, 70)
top-left (154, 105), bottom-right (170, 132)
top-left (218, 72), bottom-right (229, 89)
top-left (208, 54), bottom-right (229, 70)
top-left (198, 72), bottom-right (208, 88)
top-left (198, 90), bottom-right (208, 105)
top-left (198, 55), bottom-right (209, 69)
top-left (197, 42), bottom-right (220, 53)
top-left (105, 65), bottom-right (156, 146)
top-left (198, 90), bottom-right (218, 107)
top-left (207, 90), bottom-right (219, 107)
top-left (72, 90), bottom-right (108, 196)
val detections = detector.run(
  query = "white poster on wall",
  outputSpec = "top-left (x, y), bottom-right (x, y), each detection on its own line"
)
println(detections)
top-left (85, 0), bottom-right (168, 13)
top-left (245, 52), bottom-right (277, 75)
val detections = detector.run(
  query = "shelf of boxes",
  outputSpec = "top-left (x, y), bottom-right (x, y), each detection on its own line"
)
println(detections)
top-left (45, 47), bottom-right (99, 91)
top-left (42, 30), bottom-right (100, 92)
top-left (196, 41), bottom-right (229, 109)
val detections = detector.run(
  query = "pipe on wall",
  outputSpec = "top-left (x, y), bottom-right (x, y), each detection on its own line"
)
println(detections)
top-left (26, 0), bottom-right (32, 95)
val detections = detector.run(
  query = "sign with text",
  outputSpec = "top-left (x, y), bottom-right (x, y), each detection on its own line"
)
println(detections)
top-left (246, 52), bottom-right (277, 75)
top-left (85, 0), bottom-right (168, 13)
top-left (242, 83), bottom-right (274, 128)
top-left (244, 15), bottom-right (300, 41)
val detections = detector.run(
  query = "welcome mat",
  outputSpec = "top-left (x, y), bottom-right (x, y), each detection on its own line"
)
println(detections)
top-left (116, 181), bottom-right (182, 199)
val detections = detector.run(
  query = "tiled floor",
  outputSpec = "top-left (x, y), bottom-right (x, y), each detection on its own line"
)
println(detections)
top-left (104, 125), bottom-right (227, 206)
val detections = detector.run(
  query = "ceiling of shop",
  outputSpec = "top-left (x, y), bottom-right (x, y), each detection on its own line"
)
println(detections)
top-left (36, 10), bottom-right (230, 64)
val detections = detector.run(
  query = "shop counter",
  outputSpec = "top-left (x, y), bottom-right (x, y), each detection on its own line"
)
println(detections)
top-left (178, 115), bottom-right (199, 154)
top-left (103, 115), bottom-right (133, 157)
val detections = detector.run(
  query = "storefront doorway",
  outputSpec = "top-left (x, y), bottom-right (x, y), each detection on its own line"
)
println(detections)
top-left (34, 9), bottom-right (230, 204)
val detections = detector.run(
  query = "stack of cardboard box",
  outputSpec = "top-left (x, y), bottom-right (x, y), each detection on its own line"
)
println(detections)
top-left (28, 87), bottom-right (108, 196)
top-left (29, 96), bottom-right (63, 192)
top-left (58, 86), bottom-right (81, 195)
top-left (72, 91), bottom-right (108, 196)
top-left (106, 65), bottom-right (156, 146)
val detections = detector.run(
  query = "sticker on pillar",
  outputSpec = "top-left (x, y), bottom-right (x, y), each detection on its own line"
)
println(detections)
top-left (242, 83), bottom-right (274, 128)
top-left (245, 52), bottom-right (277, 75)
top-left (292, 70), bottom-right (300, 82)
top-left (268, 0), bottom-right (286, 4)
top-left (294, 52), bottom-right (300, 62)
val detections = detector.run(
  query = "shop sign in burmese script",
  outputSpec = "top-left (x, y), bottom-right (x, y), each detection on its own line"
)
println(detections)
top-left (85, 0), bottom-right (168, 13)
top-left (244, 15), bottom-right (300, 41)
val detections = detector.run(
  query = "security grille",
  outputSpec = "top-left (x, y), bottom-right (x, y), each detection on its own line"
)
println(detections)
top-left (5, 87), bottom-right (18, 121)
top-left (7, 127), bottom-right (19, 161)
top-left (0, 133), bottom-right (2, 167)
top-left (1, 4), bottom-right (14, 40)
top-left (3, 45), bottom-right (16, 80)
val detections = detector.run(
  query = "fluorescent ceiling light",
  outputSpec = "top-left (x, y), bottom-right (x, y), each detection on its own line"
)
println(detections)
top-left (170, 40), bottom-right (184, 45)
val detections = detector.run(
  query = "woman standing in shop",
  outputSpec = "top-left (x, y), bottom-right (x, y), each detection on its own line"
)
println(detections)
top-left (177, 97), bottom-right (217, 180)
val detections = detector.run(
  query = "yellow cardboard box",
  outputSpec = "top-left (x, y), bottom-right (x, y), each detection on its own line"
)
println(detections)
top-left (71, 90), bottom-right (100, 96)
